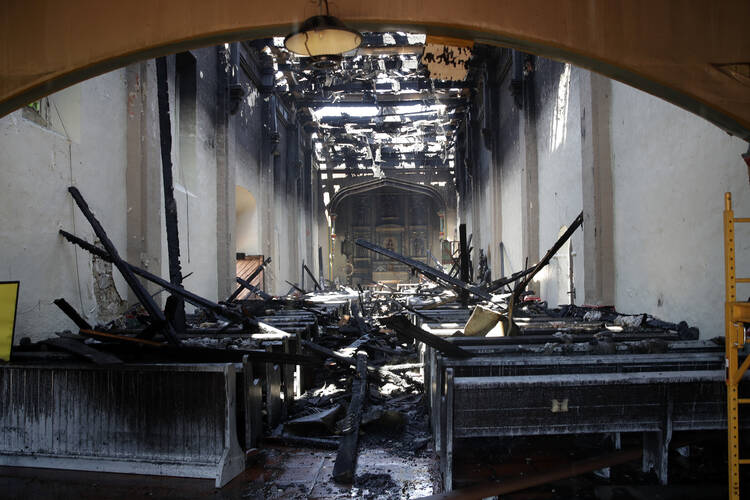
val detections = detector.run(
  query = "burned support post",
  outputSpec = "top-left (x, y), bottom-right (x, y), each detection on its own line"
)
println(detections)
top-left (459, 224), bottom-right (469, 306)
top-left (42, 337), bottom-right (123, 365)
top-left (155, 56), bottom-right (186, 334)
top-left (66, 187), bottom-right (181, 345)
top-left (303, 263), bottom-right (322, 291)
top-left (332, 352), bottom-right (368, 484)
top-left (301, 260), bottom-right (305, 291)
top-left (318, 246), bottom-right (325, 290)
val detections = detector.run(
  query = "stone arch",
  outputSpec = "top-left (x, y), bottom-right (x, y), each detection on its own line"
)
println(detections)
top-left (1, 2), bottom-right (748, 139)
top-left (329, 178), bottom-right (446, 216)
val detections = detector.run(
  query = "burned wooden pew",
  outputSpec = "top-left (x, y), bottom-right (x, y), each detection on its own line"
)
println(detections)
top-left (332, 352), bottom-right (368, 483)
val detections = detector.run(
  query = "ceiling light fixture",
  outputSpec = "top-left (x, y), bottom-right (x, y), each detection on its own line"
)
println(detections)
top-left (284, 0), bottom-right (362, 58)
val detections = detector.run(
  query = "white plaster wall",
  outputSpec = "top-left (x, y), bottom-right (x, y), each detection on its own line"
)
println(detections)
top-left (499, 148), bottom-right (524, 276)
top-left (535, 64), bottom-right (585, 307)
top-left (235, 186), bottom-right (260, 255)
top-left (0, 70), bottom-right (129, 341)
top-left (610, 81), bottom-right (749, 338)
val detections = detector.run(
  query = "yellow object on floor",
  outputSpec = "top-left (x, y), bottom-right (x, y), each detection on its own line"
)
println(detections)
top-left (0, 281), bottom-right (19, 362)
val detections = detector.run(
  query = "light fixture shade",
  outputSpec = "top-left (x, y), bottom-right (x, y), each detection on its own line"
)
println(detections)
top-left (284, 15), bottom-right (362, 57)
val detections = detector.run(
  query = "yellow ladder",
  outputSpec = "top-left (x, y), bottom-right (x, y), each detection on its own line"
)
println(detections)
top-left (724, 192), bottom-right (750, 499)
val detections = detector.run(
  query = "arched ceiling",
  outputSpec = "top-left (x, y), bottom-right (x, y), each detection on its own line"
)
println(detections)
top-left (1, 1), bottom-right (749, 140)
top-left (329, 178), bottom-right (446, 214)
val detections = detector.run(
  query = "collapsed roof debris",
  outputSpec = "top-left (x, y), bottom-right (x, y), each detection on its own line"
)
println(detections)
top-left (5, 184), bottom-right (715, 498)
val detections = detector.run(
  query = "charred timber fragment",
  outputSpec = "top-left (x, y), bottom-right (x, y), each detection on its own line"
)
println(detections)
top-left (506, 211), bottom-right (584, 335)
top-left (382, 314), bottom-right (472, 359)
top-left (485, 266), bottom-right (536, 293)
top-left (303, 263), bottom-right (322, 291)
top-left (350, 300), bottom-right (371, 334)
top-left (66, 186), bottom-right (181, 345)
top-left (53, 298), bottom-right (92, 330)
top-left (285, 280), bottom-right (307, 295)
top-left (42, 337), bottom-right (123, 365)
top-left (355, 238), bottom-right (491, 301)
top-left (236, 276), bottom-right (273, 301)
top-left (332, 352), bottom-right (368, 484)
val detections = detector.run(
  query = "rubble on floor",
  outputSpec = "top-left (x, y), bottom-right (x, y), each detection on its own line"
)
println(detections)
top-left (3, 192), bottom-right (728, 498)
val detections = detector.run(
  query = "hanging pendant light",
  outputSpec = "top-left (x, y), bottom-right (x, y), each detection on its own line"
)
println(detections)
top-left (284, 0), bottom-right (362, 57)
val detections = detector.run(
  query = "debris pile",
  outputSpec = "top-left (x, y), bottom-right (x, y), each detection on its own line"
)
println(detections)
top-left (5, 188), bottom-right (712, 498)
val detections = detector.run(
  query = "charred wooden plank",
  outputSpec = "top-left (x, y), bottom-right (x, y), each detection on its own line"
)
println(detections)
top-left (381, 314), bottom-right (472, 359)
top-left (332, 352), bottom-right (368, 484)
top-left (303, 263), bottom-right (322, 291)
top-left (355, 238), bottom-right (491, 301)
top-left (66, 186), bottom-right (181, 345)
top-left (285, 280), bottom-right (307, 295)
top-left (53, 298), bottom-right (92, 330)
top-left (236, 276), bottom-right (273, 301)
top-left (485, 266), bottom-right (536, 293)
top-left (301, 339), bottom-right (357, 366)
top-left (506, 211), bottom-right (584, 334)
top-left (42, 337), bottom-right (123, 365)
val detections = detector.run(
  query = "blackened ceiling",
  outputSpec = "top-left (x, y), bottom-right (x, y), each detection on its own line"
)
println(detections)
top-left (257, 32), bottom-right (481, 195)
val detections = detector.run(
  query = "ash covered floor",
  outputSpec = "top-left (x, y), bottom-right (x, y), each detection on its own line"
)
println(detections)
top-left (0, 444), bottom-right (437, 500)
top-left (241, 445), bottom-right (436, 499)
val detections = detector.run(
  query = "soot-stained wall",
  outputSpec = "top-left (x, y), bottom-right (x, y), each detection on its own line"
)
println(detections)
top-left (459, 48), bottom-right (748, 337)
